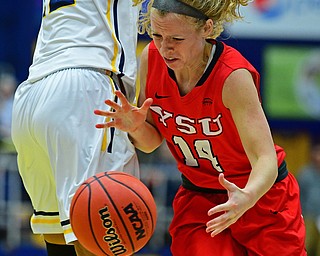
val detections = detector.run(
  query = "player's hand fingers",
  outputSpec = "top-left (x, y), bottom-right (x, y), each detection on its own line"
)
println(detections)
top-left (206, 206), bottom-right (236, 224)
top-left (140, 98), bottom-right (153, 112)
top-left (93, 109), bottom-right (113, 117)
top-left (95, 122), bottom-right (111, 129)
top-left (95, 119), bottom-right (121, 129)
top-left (207, 175), bottom-right (240, 217)
top-left (218, 173), bottom-right (238, 192)
top-left (114, 90), bottom-right (127, 101)
top-left (206, 217), bottom-right (237, 237)
top-left (207, 203), bottom-right (228, 217)
top-left (114, 90), bottom-right (133, 111)
top-left (206, 206), bottom-right (238, 236)
top-left (104, 99), bottom-right (122, 111)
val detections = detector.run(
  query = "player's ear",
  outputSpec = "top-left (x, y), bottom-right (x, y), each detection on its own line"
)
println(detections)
top-left (203, 18), bottom-right (213, 38)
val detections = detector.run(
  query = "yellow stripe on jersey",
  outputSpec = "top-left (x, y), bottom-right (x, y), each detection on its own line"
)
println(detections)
top-left (106, 0), bottom-right (119, 73)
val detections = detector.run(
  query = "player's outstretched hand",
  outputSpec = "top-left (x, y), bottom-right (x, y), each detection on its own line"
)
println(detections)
top-left (94, 90), bottom-right (153, 133)
top-left (205, 173), bottom-right (255, 237)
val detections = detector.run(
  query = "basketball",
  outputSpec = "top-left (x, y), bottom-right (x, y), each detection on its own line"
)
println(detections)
top-left (70, 171), bottom-right (157, 256)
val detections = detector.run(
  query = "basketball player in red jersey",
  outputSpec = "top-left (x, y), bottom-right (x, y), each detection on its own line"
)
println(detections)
top-left (95, 0), bottom-right (307, 255)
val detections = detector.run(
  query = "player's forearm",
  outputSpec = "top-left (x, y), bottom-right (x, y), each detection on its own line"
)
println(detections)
top-left (244, 155), bottom-right (278, 206)
top-left (129, 121), bottom-right (163, 153)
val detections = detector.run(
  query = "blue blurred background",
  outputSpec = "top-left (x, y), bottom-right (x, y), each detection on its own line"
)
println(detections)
top-left (0, 0), bottom-right (320, 255)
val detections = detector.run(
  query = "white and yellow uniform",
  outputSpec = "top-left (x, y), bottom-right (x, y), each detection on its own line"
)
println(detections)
top-left (11, 0), bottom-right (140, 244)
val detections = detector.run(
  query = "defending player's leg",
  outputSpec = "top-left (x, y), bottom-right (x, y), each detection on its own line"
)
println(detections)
top-left (45, 241), bottom-right (77, 256)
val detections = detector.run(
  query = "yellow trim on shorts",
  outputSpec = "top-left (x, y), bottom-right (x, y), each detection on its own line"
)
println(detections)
top-left (101, 77), bottom-right (117, 152)
top-left (31, 217), bottom-right (61, 225)
top-left (64, 227), bottom-right (73, 235)
top-left (101, 117), bottom-right (110, 152)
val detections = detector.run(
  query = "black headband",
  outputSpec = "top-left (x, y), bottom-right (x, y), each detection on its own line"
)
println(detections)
top-left (152, 0), bottom-right (208, 20)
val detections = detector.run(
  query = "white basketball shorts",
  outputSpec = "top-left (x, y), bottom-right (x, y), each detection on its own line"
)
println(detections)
top-left (11, 68), bottom-right (139, 243)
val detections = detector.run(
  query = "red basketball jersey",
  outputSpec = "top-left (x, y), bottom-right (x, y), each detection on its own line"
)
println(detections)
top-left (145, 40), bottom-right (285, 189)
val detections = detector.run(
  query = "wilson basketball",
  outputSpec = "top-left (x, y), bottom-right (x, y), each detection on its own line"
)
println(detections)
top-left (70, 171), bottom-right (157, 256)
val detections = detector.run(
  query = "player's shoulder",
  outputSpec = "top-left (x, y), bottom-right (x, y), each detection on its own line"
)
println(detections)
top-left (140, 42), bottom-right (152, 69)
top-left (219, 42), bottom-right (247, 66)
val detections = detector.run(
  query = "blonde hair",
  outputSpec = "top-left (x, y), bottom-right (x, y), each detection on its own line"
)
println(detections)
top-left (138, 0), bottom-right (250, 39)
